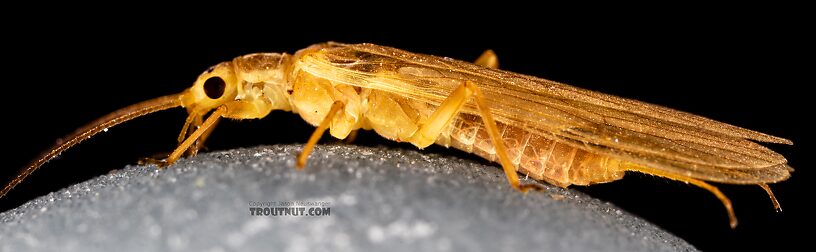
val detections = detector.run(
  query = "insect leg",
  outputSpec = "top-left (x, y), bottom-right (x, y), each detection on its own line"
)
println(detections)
top-left (474, 49), bottom-right (499, 69)
top-left (625, 164), bottom-right (738, 228)
top-left (187, 116), bottom-right (220, 157)
top-left (758, 183), bottom-right (782, 212)
top-left (163, 106), bottom-right (227, 166)
top-left (177, 112), bottom-right (199, 143)
top-left (344, 130), bottom-right (359, 144)
top-left (140, 112), bottom-right (219, 165)
top-left (140, 113), bottom-right (200, 166)
top-left (409, 82), bottom-right (474, 148)
top-left (467, 81), bottom-right (544, 193)
top-left (408, 80), bottom-right (543, 193)
top-left (178, 113), bottom-right (217, 157)
top-left (169, 99), bottom-right (275, 165)
top-left (296, 101), bottom-right (345, 169)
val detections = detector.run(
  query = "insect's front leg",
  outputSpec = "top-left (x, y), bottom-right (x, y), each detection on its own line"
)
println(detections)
top-left (187, 115), bottom-right (220, 157)
top-left (162, 106), bottom-right (227, 166)
top-left (160, 100), bottom-right (274, 167)
top-left (407, 80), bottom-right (544, 193)
top-left (177, 112), bottom-right (218, 157)
top-left (140, 112), bottom-right (219, 167)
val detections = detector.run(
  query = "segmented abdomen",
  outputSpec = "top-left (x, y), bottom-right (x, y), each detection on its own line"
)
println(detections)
top-left (437, 114), bottom-right (625, 187)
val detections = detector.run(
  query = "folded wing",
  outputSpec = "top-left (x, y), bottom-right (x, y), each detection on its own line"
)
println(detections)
top-left (296, 42), bottom-right (792, 184)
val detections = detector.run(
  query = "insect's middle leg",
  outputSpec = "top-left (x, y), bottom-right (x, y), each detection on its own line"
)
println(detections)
top-left (344, 130), bottom-right (359, 144)
top-left (408, 80), bottom-right (544, 193)
top-left (297, 101), bottom-right (346, 169)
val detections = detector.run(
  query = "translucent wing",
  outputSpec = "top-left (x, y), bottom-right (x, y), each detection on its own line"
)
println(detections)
top-left (295, 42), bottom-right (792, 184)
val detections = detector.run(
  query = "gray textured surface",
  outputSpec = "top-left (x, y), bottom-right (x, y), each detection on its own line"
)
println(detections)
top-left (0, 144), bottom-right (696, 252)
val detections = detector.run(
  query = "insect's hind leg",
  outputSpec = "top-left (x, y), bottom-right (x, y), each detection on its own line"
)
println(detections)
top-left (407, 80), bottom-right (543, 193)
top-left (474, 50), bottom-right (499, 69)
top-left (625, 164), bottom-right (738, 228)
top-left (759, 183), bottom-right (782, 212)
top-left (467, 81), bottom-right (543, 193)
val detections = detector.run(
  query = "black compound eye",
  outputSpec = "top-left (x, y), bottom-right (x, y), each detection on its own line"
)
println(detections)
top-left (203, 76), bottom-right (226, 99)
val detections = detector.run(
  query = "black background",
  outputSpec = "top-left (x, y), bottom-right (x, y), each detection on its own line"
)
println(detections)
top-left (1, 8), bottom-right (809, 251)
